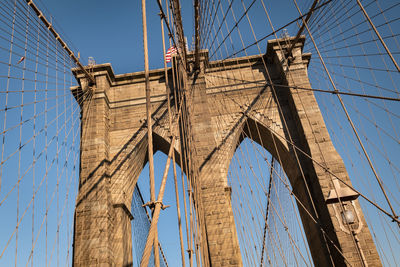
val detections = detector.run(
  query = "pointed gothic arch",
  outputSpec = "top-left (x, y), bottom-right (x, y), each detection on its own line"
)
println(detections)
top-left (72, 37), bottom-right (381, 266)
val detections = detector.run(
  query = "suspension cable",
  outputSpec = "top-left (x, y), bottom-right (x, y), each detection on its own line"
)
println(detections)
top-left (25, 0), bottom-right (95, 85)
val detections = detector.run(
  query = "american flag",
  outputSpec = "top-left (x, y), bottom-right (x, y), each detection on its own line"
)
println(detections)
top-left (165, 46), bottom-right (177, 63)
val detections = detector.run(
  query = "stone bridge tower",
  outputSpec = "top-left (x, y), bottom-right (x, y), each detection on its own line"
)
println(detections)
top-left (71, 37), bottom-right (381, 266)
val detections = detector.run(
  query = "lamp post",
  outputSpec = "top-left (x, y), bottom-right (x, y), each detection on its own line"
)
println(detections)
top-left (326, 179), bottom-right (368, 266)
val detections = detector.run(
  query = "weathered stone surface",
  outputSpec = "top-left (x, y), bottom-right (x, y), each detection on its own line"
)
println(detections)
top-left (72, 36), bottom-right (381, 266)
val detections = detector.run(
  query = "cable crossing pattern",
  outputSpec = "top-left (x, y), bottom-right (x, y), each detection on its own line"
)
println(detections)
top-left (0, 0), bottom-right (399, 266)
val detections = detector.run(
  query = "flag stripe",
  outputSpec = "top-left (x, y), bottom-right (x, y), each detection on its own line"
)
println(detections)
top-left (165, 46), bottom-right (177, 63)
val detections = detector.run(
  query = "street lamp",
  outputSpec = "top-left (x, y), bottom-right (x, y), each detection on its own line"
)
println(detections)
top-left (341, 208), bottom-right (355, 225)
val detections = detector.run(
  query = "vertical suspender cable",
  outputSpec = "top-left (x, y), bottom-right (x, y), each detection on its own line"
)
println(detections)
top-left (194, 0), bottom-right (200, 69)
top-left (140, 0), bottom-right (160, 266)
top-left (260, 159), bottom-right (274, 267)
top-left (285, 0), bottom-right (319, 59)
top-left (165, 1), bottom-right (193, 264)
top-left (292, 0), bottom-right (400, 229)
top-left (25, 0), bottom-right (96, 85)
top-left (158, 0), bottom-right (186, 265)
top-left (140, 96), bottom-right (185, 266)
top-left (355, 0), bottom-right (400, 72)
top-left (140, 136), bottom-right (177, 267)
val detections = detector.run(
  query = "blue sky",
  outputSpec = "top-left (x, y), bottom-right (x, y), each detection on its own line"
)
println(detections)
top-left (27, 1), bottom-right (308, 266)
top-left (38, 0), bottom-right (194, 74)
top-left (0, 0), bottom-right (399, 266)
